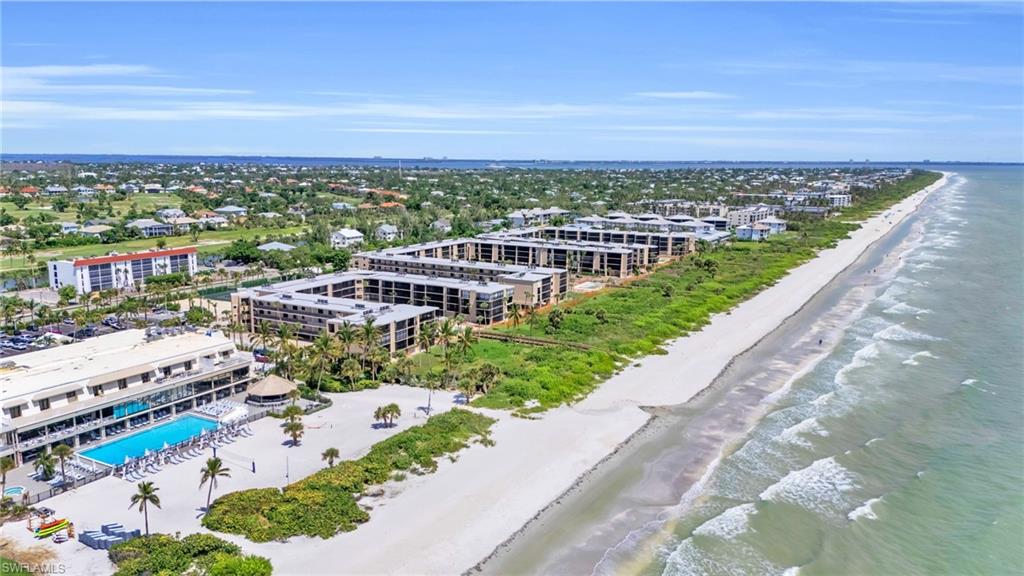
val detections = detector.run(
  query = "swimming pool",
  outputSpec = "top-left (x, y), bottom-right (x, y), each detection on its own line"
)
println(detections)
top-left (80, 415), bottom-right (218, 466)
top-left (3, 486), bottom-right (24, 497)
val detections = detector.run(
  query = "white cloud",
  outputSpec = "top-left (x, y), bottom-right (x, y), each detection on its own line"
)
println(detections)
top-left (633, 91), bottom-right (736, 100)
top-left (2, 63), bottom-right (250, 97)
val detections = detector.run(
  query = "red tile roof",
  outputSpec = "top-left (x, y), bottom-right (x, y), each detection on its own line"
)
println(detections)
top-left (72, 246), bottom-right (197, 267)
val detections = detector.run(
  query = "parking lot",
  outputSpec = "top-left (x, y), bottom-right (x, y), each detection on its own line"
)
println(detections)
top-left (0, 309), bottom-right (186, 359)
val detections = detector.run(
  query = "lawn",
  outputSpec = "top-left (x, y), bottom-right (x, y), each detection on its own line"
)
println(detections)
top-left (0, 193), bottom-right (183, 221)
top-left (0, 225), bottom-right (308, 271)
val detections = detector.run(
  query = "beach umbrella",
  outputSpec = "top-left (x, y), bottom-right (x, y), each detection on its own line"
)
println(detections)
top-left (124, 455), bottom-right (131, 465)
top-left (162, 441), bottom-right (170, 451)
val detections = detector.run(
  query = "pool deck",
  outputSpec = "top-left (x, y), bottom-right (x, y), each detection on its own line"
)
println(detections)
top-left (2, 385), bottom-right (460, 575)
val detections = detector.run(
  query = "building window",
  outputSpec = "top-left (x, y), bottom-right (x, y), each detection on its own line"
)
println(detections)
top-left (141, 372), bottom-right (151, 383)
top-left (39, 398), bottom-right (50, 411)
top-left (9, 406), bottom-right (22, 419)
top-left (66, 391), bottom-right (78, 403)
top-left (91, 386), bottom-right (104, 396)
top-left (118, 378), bottom-right (128, 390)
top-left (162, 367), bottom-right (171, 377)
top-left (184, 360), bottom-right (193, 371)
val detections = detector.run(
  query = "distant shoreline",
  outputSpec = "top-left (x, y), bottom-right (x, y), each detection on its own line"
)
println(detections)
top-left (1, 153), bottom-right (1015, 170)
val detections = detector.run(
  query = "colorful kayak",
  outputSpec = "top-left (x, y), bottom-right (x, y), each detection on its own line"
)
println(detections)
top-left (35, 519), bottom-right (68, 538)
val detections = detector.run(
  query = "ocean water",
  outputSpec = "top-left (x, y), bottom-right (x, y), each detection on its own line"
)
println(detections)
top-left (633, 168), bottom-right (1024, 575)
top-left (482, 168), bottom-right (1023, 576)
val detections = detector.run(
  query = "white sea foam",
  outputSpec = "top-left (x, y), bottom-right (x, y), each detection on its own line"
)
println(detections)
top-left (759, 457), bottom-right (858, 516)
top-left (876, 284), bottom-right (907, 306)
top-left (902, 350), bottom-right (940, 366)
top-left (777, 417), bottom-right (830, 449)
top-left (834, 343), bottom-right (880, 386)
top-left (883, 302), bottom-right (931, 316)
top-left (865, 437), bottom-right (883, 447)
top-left (848, 496), bottom-right (882, 521)
top-left (873, 325), bottom-right (941, 343)
top-left (692, 503), bottom-right (758, 539)
top-left (961, 379), bottom-right (996, 395)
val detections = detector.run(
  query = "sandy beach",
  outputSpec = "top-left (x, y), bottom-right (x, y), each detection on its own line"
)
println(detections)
top-left (247, 172), bottom-right (948, 575)
top-left (1, 174), bottom-right (949, 576)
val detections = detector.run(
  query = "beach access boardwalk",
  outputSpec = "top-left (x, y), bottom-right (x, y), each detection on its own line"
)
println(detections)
top-left (476, 331), bottom-right (595, 350)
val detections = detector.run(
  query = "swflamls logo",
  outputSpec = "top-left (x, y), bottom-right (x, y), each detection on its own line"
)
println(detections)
top-left (1, 562), bottom-right (67, 574)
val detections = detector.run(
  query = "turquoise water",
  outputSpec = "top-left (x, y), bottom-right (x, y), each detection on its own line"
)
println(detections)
top-left (484, 168), bottom-right (1023, 576)
top-left (80, 415), bottom-right (218, 465)
top-left (3, 486), bottom-right (25, 496)
top-left (639, 168), bottom-right (1024, 575)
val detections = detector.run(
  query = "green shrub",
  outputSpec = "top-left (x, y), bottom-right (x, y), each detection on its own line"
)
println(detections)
top-left (109, 533), bottom-right (264, 576)
top-left (203, 409), bottom-right (494, 542)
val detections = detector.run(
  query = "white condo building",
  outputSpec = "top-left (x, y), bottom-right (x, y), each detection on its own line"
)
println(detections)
top-left (48, 247), bottom-right (198, 294)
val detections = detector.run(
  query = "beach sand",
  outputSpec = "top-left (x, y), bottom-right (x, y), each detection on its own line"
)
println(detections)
top-left (253, 173), bottom-right (949, 575)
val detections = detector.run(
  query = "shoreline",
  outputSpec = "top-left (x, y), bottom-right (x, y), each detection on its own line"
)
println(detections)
top-left (476, 180), bottom-right (940, 574)
top-left (228, 172), bottom-right (950, 575)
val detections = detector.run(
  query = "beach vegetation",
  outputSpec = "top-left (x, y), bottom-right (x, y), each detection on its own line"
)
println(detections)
top-left (108, 533), bottom-right (271, 576)
top-left (415, 171), bottom-right (942, 412)
top-left (202, 409), bottom-right (494, 542)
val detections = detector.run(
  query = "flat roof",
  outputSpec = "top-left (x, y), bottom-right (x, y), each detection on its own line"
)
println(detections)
top-left (357, 251), bottom-right (565, 276)
top-left (0, 329), bottom-right (234, 401)
top-left (248, 291), bottom-right (435, 325)
top-left (266, 270), bottom-right (513, 295)
top-left (477, 233), bottom-right (644, 253)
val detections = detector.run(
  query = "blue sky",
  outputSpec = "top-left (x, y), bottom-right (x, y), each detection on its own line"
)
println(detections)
top-left (2, 2), bottom-right (1022, 161)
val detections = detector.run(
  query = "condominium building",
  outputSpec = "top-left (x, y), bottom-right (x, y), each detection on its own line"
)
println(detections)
top-left (507, 207), bottom-right (572, 227)
top-left (354, 251), bottom-right (568, 306)
top-left (517, 225), bottom-right (697, 257)
top-left (48, 247), bottom-right (198, 294)
top-left (371, 235), bottom-right (652, 278)
top-left (246, 270), bottom-right (513, 325)
top-left (726, 205), bottom-right (780, 229)
top-left (473, 234), bottom-right (654, 277)
top-left (231, 289), bottom-right (437, 354)
top-left (0, 329), bottom-right (253, 465)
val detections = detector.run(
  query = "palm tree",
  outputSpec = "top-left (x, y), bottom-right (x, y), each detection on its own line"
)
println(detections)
top-left (526, 306), bottom-right (539, 331)
top-left (456, 326), bottom-right (476, 362)
top-left (358, 318), bottom-right (378, 370)
top-left (199, 457), bottom-right (231, 512)
top-left (418, 321), bottom-right (438, 353)
top-left (52, 444), bottom-right (74, 489)
top-left (340, 357), bottom-right (362, 390)
top-left (281, 404), bottom-right (303, 423)
top-left (373, 403), bottom-right (401, 427)
top-left (251, 320), bottom-right (273, 353)
top-left (34, 451), bottom-right (56, 481)
top-left (0, 456), bottom-right (15, 495)
top-left (436, 318), bottom-right (459, 388)
top-left (308, 331), bottom-right (337, 393)
top-left (283, 420), bottom-right (304, 446)
top-left (129, 481), bottom-right (161, 536)
top-left (335, 321), bottom-right (357, 359)
top-left (509, 302), bottom-right (522, 328)
top-left (321, 447), bottom-right (340, 467)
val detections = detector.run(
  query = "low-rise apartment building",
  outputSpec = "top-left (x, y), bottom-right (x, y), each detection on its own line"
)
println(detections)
top-left (0, 330), bottom-right (253, 465)
top-left (247, 270), bottom-right (513, 325)
top-left (354, 251), bottom-right (567, 307)
top-left (231, 288), bottom-right (437, 353)
top-left (48, 247), bottom-right (198, 294)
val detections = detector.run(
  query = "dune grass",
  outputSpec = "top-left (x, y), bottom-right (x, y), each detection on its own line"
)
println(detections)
top-left (458, 171), bottom-right (941, 411)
